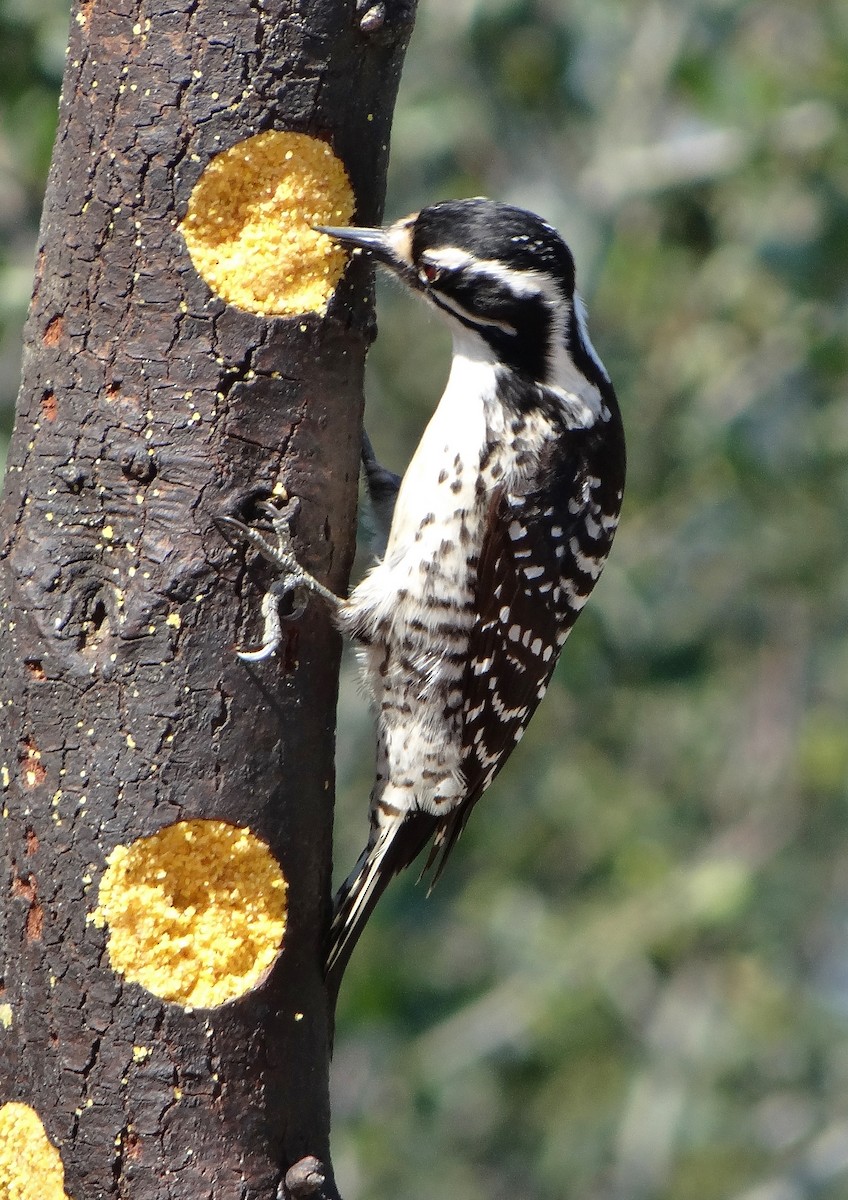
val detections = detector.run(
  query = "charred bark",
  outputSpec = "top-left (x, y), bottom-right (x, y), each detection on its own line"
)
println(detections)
top-left (0, 0), bottom-right (415, 1195)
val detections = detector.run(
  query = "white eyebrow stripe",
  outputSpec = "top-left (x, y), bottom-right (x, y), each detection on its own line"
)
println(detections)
top-left (422, 246), bottom-right (476, 271)
top-left (425, 248), bottom-right (564, 305)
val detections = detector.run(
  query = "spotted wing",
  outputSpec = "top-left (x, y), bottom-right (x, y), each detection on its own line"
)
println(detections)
top-left (426, 430), bottom-right (621, 875)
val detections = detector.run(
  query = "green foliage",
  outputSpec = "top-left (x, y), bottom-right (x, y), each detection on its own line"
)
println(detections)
top-left (0, 0), bottom-right (67, 460)
top-left (335, 2), bottom-right (848, 1198)
top-left (3, 1), bottom-right (847, 1196)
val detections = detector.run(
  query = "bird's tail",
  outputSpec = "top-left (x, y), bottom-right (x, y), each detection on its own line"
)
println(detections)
top-left (325, 811), bottom-right (433, 999)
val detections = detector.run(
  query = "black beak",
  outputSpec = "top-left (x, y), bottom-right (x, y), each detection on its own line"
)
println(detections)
top-left (313, 224), bottom-right (414, 279)
top-left (314, 225), bottom-right (390, 255)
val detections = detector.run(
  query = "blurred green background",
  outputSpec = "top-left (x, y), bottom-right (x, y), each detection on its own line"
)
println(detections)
top-left (2, 1), bottom-right (847, 1197)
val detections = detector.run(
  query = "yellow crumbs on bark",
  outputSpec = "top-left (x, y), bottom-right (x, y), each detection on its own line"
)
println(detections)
top-left (0, 1103), bottom-right (69, 1200)
top-left (181, 130), bottom-right (354, 316)
top-left (92, 819), bottom-right (288, 1008)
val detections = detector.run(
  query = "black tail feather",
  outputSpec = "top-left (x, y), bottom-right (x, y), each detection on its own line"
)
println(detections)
top-left (419, 807), bottom-right (466, 892)
top-left (324, 812), bottom-right (435, 1000)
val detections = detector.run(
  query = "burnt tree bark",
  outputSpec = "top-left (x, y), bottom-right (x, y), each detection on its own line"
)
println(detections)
top-left (0, 0), bottom-right (415, 1196)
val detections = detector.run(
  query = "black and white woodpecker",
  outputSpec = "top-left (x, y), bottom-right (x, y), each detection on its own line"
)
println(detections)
top-left (224, 198), bottom-right (626, 991)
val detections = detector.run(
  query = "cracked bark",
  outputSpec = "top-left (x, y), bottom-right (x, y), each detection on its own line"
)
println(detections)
top-left (0, 0), bottom-right (416, 1196)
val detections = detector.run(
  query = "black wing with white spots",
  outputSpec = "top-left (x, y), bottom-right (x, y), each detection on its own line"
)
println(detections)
top-left (426, 419), bottom-right (624, 875)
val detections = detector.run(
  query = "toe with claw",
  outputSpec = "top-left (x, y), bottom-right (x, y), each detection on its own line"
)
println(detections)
top-left (217, 496), bottom-right (342, 662)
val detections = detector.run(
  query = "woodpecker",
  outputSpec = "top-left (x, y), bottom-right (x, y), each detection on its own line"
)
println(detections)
top-left (223, 198), bottom-right (625, 992)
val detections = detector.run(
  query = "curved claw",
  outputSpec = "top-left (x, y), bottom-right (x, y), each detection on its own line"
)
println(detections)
top-left (236, 590), bottom-right (283, 661)
top-left (234, 581), bottom-right (308, 661)
top-left (236, 643), bottom-right (279, 663)
top-left (217, 492), bottom-right (344, 664)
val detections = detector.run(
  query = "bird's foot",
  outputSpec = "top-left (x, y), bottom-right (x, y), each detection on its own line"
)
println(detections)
top-left (218, 497), bottom-right (340, 661)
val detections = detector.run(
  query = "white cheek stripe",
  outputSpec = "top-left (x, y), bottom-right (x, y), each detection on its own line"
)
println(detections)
top-left (432, 290), bottom-right (517, 337)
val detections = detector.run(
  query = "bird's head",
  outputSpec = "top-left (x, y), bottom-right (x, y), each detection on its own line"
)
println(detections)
top-left (317, 198), bottom-right (608, 390)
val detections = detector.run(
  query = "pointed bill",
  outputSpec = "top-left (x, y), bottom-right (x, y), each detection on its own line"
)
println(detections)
top-left (313, 218), bottom-right (417, 281)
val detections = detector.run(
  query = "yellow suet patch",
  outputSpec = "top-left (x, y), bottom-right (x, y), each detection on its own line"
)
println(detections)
top-left (0, 1103), bottom-right (69, 1200)
top-left (181, 130), bottom-right (354, 316)
top-left (92, 819), bottom-right (288, 1008)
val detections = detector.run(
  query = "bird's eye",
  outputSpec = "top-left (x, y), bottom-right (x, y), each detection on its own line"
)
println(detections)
top-left (419, 262), bottom-right (441, 285)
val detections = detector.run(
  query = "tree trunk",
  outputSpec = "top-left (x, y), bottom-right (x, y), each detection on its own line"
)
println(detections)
top-left (0, 0), bottom-right (415, 1195)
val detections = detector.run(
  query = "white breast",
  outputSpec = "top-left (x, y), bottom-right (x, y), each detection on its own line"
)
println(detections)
top-left (348, 333), bottom-right (500, 635)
